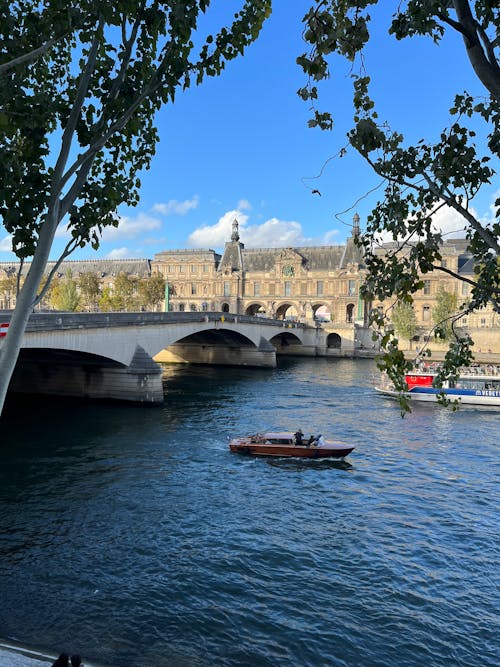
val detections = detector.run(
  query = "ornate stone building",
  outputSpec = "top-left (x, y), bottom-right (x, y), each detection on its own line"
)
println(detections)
top-left (152, 217), bottom-right (370, 325)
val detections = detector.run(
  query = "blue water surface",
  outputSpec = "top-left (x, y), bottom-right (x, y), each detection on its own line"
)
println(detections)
top-left (0, 358), bottom-right (498, 667)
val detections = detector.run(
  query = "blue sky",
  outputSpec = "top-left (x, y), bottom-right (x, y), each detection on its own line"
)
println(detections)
top-left (0, 0), bottom-right (497, 262)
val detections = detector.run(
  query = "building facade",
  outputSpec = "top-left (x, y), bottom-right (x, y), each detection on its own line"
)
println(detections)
top-left (1, 216), bottom-right (498, 353)
top-left (152, 217), bottom-right (370, 325)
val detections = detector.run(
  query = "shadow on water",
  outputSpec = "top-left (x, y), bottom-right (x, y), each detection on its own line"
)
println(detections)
top-left (264, 457), bottom-right (354, 472)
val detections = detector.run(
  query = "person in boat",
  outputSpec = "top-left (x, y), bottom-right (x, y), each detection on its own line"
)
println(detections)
top-left (294, 429), bottom-right (303, 446)
top-left (307, 434), bottom-right (315, 446)
top-left (316, 434), bottom-right (325, 446)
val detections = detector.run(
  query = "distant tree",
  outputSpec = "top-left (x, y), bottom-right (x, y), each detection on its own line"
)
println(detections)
top-left (390, 301), bottom-right (418, 342)
top-left (78, 271), bottom-right (101, 312)
top-left (98, 272), bottom-right (140, 312)
top-left (49, 269), bottom-right (79, 311)
top-left (432, 287), bottom-right (460, 341)
top-left (0, 0), bottom-right (271, 415)
top-left (138, 272), bottom-right (166, 311)
top-left (0, 272), bottom-right (19, 309)
top-left (298, 0), bottom-right (498, 407)
top-left (114, 272), bottom-right (140, 311)
top-left (98, 286), bottom-right (120, 313)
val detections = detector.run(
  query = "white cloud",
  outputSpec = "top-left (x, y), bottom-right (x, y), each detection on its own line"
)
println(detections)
top-left (429, 205), bottom-right (468, 239)
top-left (377, 204), bottom-right (473, 243)
top-left (55, 213), bottom-right (164, 246)
top-left (187, 207), bottom-right (332, 249)
top-left (242, 218), bottom-right (311, 248)
top-left (188, 209), bottom-right (249, 248)
top-left (101, 213), bottom-right (163, 242)
top-left (105, 247), bottom-right (136, 259)
top-left (237, 199), bottom-right (252, 211)
top-left (323, 229), bottom-right (341, 244)
top-left (0, 235), bottom-right (13, 252)
top-left (152, 196), bottom-right (199, 216)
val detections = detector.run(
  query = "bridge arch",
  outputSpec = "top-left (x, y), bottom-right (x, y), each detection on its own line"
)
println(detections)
top-left (269, 330), bottom-right (303, 351)
top-left (326, 332), bottom-right (342, 349)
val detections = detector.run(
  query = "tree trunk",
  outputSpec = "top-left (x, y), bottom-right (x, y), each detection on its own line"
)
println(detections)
top-left (0, 204), bottom-right (59, 416)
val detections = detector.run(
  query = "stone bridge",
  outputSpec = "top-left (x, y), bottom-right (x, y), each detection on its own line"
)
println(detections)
top-left (0, 311), bottom-right (350, 404)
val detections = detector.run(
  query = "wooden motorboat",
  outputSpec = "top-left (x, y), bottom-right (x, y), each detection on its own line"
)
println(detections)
top-left (229, 431), bottom-right (355, 459)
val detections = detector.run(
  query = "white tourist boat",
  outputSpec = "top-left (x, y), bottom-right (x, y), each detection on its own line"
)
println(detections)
top-left (375, 365), bottom-right (500, 407)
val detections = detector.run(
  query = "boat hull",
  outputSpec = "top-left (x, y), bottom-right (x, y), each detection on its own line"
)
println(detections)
top-left (229, 441), bottom-right (354, 459)
top-left (375, 385), bottom-right (500, 407)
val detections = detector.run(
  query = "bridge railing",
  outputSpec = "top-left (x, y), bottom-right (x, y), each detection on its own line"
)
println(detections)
top-left (0, 311), bottom-right (309, 332)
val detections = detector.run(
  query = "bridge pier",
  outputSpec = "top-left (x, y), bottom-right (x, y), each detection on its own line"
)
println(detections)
top-left (9, 345), bottom-right (164, 404)
top-left (154, 336), bottom-right (277, 368)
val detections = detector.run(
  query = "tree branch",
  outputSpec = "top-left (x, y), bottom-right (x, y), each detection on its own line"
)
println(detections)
top-left (0, 35), bottom-right (63, 76)
top-left (51, 18), bottom-right (103, 203)
top-left (451, 0), bottom-right (500, 99)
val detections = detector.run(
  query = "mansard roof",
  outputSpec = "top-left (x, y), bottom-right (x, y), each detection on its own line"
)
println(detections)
top-left (0, 258), bottom-right (152, 278)
top-left (241, 243), bottom-right (363, 272)
top-left (218, 241), bottom-right (244, 273)
top-left (154, 248), bottom-right (221, 262)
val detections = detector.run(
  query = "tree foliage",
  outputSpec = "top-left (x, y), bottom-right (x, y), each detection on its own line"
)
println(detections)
top-left (77, 271), bottom-right (101, 311)
top-left (391, 301), bottom-right (418, 341)
top-left (432, 286), bottom-right (459, 340)
top-left (0, 0), bottom-right (271, 415)
top-left (49, 269), bottom-right (79, 311)
top-left (139, 271), bottom-right (166, 310)
top-left (298, 0), bottom-right (499, 406)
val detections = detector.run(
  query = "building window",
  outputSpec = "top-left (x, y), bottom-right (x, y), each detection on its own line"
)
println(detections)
top-left (301, 282), bottom-right (307, 295)
top-left (268, 284), bottom-right (275, 296)
top-left (423, 305), bottom-right (430, 321)
top-left (179, 303), bottom-right (185, 312)
top-left (191, 265), bottom-right (197, 273)
top-left (462, 282), bottom-right (469, 296)
top-left (179, 265), bottom-right (185, 273)
top-left (190, 304), bottom-right (197, 311)
top-left (423, 280), bottom-right (431, 295)
top-left (348, 280), bottom-right (356, 296)
top-left (284, 281), bottom-right (291, 297)
top-left (224, 282), bottom-right (231, 297)
top-left (202, 265), bottom-right (209, 273)
top-left (317, 281), bottom-right (324, 296)
top-left (167, 265), bottom-right (175, 273)
top-left (202, 302), bottom-right (209, 311)
top-left (441, 259), bottom-right (447, 268)
top-left (480, 318), bottom-right (486, 327)
top-left (254, 281), bottom-right (260, 296)
top-left (191, 283), bottom-right (197, 295)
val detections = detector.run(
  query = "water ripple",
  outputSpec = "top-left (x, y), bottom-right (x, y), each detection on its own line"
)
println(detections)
top-left (0, 359), bottom-right (498, 666)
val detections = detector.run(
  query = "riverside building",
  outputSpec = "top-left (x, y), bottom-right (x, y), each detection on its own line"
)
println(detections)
top-left (1, 216), bottom-right (498, 354)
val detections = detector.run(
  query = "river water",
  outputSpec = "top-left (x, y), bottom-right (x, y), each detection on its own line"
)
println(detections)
top-left (0, 358), bottom-right (498, 667)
